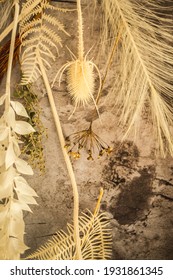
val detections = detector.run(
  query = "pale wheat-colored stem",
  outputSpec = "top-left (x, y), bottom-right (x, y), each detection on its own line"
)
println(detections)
top-left (37, 53), bottom-right (82, 260)
top-left (77, 0), bottom-right (84, 61)
top-left (5, 0), bottom-right (19, 110)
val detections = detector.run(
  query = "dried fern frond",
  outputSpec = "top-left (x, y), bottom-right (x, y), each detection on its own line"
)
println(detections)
top-left (25, 189), bottom-right (112, 260)
top-left (19, 0), bottom-right (69, 85)
top-left (101, 0), bottom-right (173, 157)
top-left (25, 210), bottom-right (112, 260)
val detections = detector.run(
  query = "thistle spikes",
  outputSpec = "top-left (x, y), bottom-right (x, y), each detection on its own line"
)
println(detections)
top-left (52, 0), bottom-right (101, 116)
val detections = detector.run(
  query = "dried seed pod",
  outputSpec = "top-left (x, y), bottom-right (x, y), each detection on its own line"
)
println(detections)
top-left (67, 59), bottom-right (95, 107)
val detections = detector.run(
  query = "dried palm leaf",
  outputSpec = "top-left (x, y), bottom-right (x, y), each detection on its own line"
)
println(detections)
top-left (101, 0), bottom-right (173, 157)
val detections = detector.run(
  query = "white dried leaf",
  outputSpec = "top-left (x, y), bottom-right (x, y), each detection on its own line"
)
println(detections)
top-left (14, 176), bottom-right (38, 197)
top-left (0, 204), bottom-right (9, 225)
top-left (17, 193), bottom-right (37, 205)
top-left (5, 142), bottom-right (16, 169)
top-left (0, 127), bottom-right (9, 141)
top-left (14, 121), bottom-right (35, 135)
top-left (8, 238), bottom-right (29, 257)
top-left (10, 101), bottom-right (29, 118)
top-left (10, 198), bottom-right (32, 213)
top-left (15, 158), bottom-right (33, 175)
top-left (9, 214), bottom-right (25, 237)
top-left (6, 106), bottom-right (16, 129)
top-left (0, 150), bottom-right (5, 167)
top-left (11, 137), bottom-right (21, 157)
top-left (0, 167), bottom-right (16, 200)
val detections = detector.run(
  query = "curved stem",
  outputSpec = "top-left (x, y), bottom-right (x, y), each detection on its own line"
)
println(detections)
top-left (37, 53), bottom-right (82, 260)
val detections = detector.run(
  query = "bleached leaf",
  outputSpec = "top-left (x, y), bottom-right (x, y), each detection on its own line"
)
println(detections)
top-left (5, 142), bottom-right (16, 169)
top-left (0, 167), bottom-right (16, 200)
top-left (0, 94), bottom-right (6, 106)
top-left (14, 121), bottom-right (35, 135)
top-left (15, 158), bottom-right (33, 175)
top-left (10, 101), bottom-right (29, 118)
top-left (11, 137), bottom-right (21, 157)
top-left (0, 150), bottom-right (5, 167)
top-left (17, 193), bottom-right (37, 205)
top-left (8, 238), bottom-right (29, 258)
top-left (6, 106), bottom-right (16, 129)
top-left (10, 198), bottom-right (32, 213)
top-left (0, 127), bottom-right (9, 141)
top-left (0, 204), bottom-right (9, 224)
top-left (14, 176), bottom-right (38, 197)
top-left (9, 215), bottom-right (25, 237)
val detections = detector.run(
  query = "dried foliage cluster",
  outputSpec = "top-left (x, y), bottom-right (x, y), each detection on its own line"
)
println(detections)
top-left (0, 0), bottom-right (112, 260)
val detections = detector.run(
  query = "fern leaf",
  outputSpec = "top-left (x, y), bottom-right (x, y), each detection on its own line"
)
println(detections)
top-left (101, 0), bottom-right (173, 157)
top-left (42, 26), bottom-right (62, 46)
top-left (25, 211), bottom-right (112, 260)
top-left (20, 18), bottom-right (42, 35)
top-left (42, 14), bottom-right (69, 35)
top-left (20, 1), bottom-right (42, 28)
top-left (20, 0), bottom-right (67, 85)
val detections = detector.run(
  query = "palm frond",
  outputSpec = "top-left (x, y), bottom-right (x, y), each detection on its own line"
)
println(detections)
top-left (25, 210), bottom-right (112, 260)
top-left (101, 0), bottom-right (173, 157)
top-left (19, 0), bottom-right (68, 85)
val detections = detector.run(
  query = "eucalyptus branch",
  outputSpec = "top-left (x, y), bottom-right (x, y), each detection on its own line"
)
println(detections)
top-left (0, 1), bottom-right (37, 259)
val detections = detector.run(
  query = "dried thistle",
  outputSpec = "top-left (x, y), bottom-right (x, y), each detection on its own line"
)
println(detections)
top-left (65, 123), bottom-right (112, 160)
top-left (52, 0), bottom-right (101, 116)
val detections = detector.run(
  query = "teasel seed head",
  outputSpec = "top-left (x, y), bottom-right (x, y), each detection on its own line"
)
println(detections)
top-left (67, 59), bottom-right (95, 107)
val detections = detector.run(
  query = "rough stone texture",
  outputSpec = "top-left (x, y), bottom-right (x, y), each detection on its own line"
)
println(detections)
top-left (1, 0), bottom-right (173, 260)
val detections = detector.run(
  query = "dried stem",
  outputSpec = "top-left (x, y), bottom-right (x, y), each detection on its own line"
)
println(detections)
top-left (5, 0), bottom-right (19, 111)
top-left (37, 53), bottom-right (82, 260)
